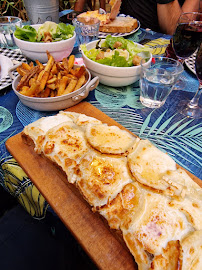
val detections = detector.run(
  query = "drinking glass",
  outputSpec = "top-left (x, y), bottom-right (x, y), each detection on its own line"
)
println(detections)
top-left (183, 44), bottom-right (202, 118)
top-left (139, 57), bottom-right (184, 108)
top-left (172, 12), bottom-right (202, 118)
top-left (72, 18), bottom-right (100, 48)
top-left (0, 16), bottom-right (22, 49)
top-left (173, 12), bottom-right (201, 62)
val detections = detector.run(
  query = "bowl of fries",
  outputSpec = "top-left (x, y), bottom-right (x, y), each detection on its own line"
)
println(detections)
top-left (14, 24), bottom-right (76, 63)
top-left (9, 54), bottom-right (99, 111)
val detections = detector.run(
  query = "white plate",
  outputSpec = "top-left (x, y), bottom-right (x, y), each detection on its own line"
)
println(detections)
top-left (0, 55), bottom-right (13, 80)
top-left (0, 48), bottom-right (27, 90)
top-left (98, 15), bottom-right (140, 38)
top-left (185, 52), bottom-right (196, 75)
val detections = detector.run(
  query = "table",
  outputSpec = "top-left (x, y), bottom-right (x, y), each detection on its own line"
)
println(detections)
top-left (0, 26), bottom-right (201, 269)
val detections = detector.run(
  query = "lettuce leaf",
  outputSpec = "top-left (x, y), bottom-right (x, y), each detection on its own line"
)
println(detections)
top-left (104, 35), bottom-right (150, 55)
top-left (52, 23), bottom-right (75, 41)
top-left (14, 22), bottom-right (75, 42)
top-left (37, 21), bottom-right (58, 42)
top-left (80, 45), bottom-right (100, 61)
top-left (81, 44), bottom-right (130, 67)
top-left (14, 25), bottom-right (37, 42)
top-left (97, 50), bottom-right (129, 67)
top-left (58, 23), bottom-right (75, 36)
top-left (103, 35), bottom-right (129, 49)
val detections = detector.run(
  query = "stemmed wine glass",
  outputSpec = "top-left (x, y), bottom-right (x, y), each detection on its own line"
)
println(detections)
top-left (188, 44), bottom-right (202, 118)
top-left (172, 12), bottom-right (202, 118)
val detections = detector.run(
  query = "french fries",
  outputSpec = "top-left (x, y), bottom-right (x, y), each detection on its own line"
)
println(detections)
top-left (16, 52), bottom-right (87, 98)
top-left (63, 79), bottom-right (78, 95)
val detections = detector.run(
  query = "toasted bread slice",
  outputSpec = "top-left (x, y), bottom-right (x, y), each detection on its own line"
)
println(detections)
top-left (99, 17), bottom-right (138, 33)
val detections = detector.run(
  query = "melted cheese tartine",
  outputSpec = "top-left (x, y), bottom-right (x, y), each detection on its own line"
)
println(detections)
top-left (22, 111), bottom-right (202, 270)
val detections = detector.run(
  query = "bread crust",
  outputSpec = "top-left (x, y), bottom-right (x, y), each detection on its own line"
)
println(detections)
top-left (99, 17), bottom-right (138, 33)
top-left (21, 132), bottom-right (35, 148)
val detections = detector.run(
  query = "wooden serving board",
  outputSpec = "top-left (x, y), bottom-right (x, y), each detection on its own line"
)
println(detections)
top-left (5, 102), bottom-right (202, 270)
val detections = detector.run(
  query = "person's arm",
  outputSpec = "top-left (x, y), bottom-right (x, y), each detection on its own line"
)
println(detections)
top-left (157, 0), bottom-right (200, 35)
top-left (181, 0), bottom-right (200, 13)
top-left (74, 0), bottom-right (106, 11)
top-left (74, 0), bottom-right (86, 12)
top-left (100, 0), bottom-right (106, 10)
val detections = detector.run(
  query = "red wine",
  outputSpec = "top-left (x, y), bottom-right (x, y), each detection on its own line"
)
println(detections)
top-left (195, 46), bottom-right (202, 81)
top-left (173, 22), bottom-right (202, 59)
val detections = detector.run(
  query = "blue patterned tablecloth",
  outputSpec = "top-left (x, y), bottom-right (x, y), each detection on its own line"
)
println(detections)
top-left (0, 27), bottom-right (201, 219)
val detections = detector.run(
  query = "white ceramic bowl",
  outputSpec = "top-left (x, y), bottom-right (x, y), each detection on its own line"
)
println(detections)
top-left (9, 64), bottom-right (99, 111)
top-left (14, 24), bottom-right (76, 63)
top-left (81, 40), bottom-right (152, 87)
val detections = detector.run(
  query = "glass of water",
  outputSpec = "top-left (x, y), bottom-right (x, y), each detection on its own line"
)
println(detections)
top-left (0, 16), bottom-right (22, 49)
top-left (139, 57), bottom-right (184, 108)
top-left (72, 18), bottom-right (100, 48)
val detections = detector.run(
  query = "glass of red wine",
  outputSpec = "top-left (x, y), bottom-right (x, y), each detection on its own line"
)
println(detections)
top-left (172, 12), bottom-right (202, 118)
